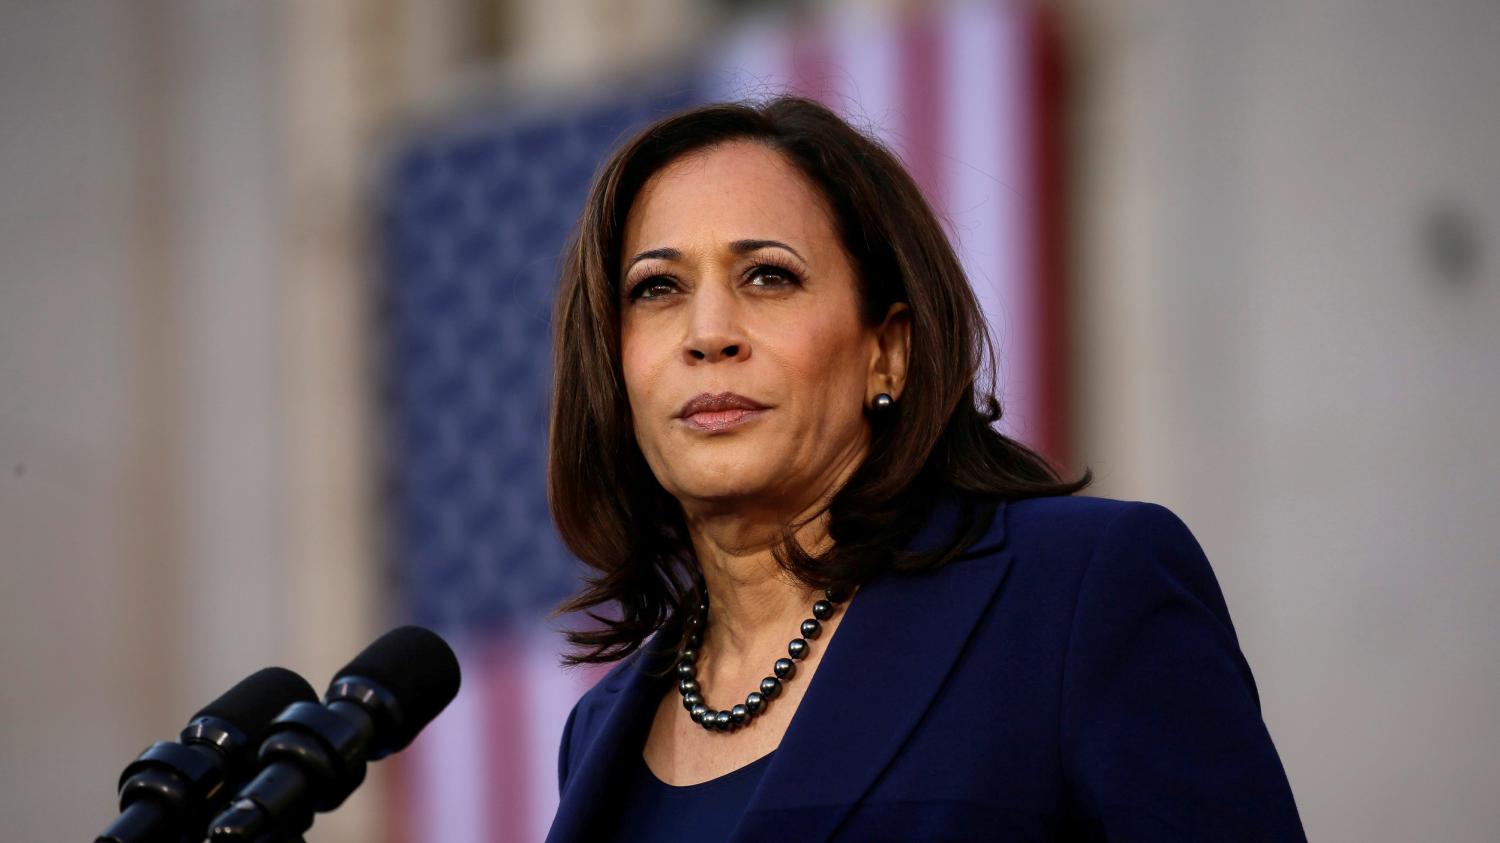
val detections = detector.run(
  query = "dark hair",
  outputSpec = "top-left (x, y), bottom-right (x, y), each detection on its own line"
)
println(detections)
top-left (548, 96), bottom-right (1089, 667)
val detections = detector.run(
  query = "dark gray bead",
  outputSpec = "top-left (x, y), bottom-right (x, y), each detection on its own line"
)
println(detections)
top-left (745, 691), bottom-right (766, 713)
top-left (714, 711), bottom-right (732, 730)
top-left (774, 658), bottom-right (796, 679)
top-left (690, 704), bottom-right (709, 723)
top-left (788, 638), bottom-right (809, 660)
top-left (677, 661), bottom-right (695, 678)
top-left (687, 614), bottom-right (702, 630)
top-left (760, 676), bottom-right (782, 698)
top-left (730, 704), bottom-right (748, 724)
top-left (688, 632), bottom-right (702, 648)
top-left (679, 678), bottom-right (699, 696)
top-left (682, 692), bottom-right (704, 711)
top-left (679, 647), bottom-right (697, 663)
top-left (812, 600), bottom-right (833, 620)
top-left (701, 712), bottom-right (717, 731)
top-left (825, 587), bottom-right (847, 603)
top-left (800, 618), bottom-right (822, 639)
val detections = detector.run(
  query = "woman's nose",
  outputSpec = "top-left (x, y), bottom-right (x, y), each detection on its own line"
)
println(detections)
top-left (682, 285), bottom-right (750, 363)
top-left (686, 340), bottom-right (742, 362)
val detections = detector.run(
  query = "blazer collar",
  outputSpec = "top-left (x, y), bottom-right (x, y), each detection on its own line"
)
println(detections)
top-left (546, 495), bottom-right (1013, 843)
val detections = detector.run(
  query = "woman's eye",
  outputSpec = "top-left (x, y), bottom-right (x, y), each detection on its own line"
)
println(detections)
top-left (747, 265), bottom-right (800, 288)
top-left (628, 277), bottom-right (678, 300)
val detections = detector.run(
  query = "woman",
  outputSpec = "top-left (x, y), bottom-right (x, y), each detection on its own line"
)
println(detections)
top-left (543, 97), bottom-right (1304, 842)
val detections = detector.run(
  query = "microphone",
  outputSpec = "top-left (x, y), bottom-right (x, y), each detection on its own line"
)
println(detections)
top-left (207, 625), bottom-right (462, 841)
top-left (96, 667), bottom-right (319, 843)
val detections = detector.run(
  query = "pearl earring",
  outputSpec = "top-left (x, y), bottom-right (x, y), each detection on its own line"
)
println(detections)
top-left (872, 392), bottom-right (894, 411)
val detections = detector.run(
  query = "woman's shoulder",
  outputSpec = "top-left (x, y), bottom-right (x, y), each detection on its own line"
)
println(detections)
top-left (947, 493), bottom-right (1245, 675)
top-left (1004, 492), bottom-right (1183, 534)
top-left (944, 492), bottom-right (1213, 592)
top-left (947, 492), bottom-right (1198, 559)
top-left (999, 493), bottom-right (1234, 633)
top-left (1005, 493), bottom-right (1201, 551)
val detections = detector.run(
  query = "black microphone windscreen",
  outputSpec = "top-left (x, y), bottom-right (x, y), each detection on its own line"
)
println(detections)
top-left (193, 667), bottom-right (318, 735)
top-left (333, 625), bottom-right (461, 749)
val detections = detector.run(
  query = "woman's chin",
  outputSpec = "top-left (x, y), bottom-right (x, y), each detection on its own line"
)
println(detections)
top-left (659, 466), bottom-right (788, 512)
top-left (669, 477), bottom-right (773, 507)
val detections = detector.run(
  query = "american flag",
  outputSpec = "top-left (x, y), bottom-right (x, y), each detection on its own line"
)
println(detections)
top-left (378, 2), bottom-right (1065, 840)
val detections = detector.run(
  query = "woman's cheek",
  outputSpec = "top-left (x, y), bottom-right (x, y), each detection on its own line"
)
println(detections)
top-left (619, 364), bottom-right (660, 457)
top-left (778, 312), bottom-right (864, 395)
top-left (618, 332), bottom-right (659, 402)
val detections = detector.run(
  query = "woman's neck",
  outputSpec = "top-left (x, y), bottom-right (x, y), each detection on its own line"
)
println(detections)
top-left (677, 439), bottom-right (867, 674)
top-left (683, 507), bottom-right (829, 671)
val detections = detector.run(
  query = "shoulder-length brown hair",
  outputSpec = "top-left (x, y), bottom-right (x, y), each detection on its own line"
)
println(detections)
top-left (548, 96), bottom-right (1089, 667)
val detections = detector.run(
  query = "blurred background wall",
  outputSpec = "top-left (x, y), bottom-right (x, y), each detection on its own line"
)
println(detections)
top-left (1, 0), bottom-right (1495, 841)
top-left (1064, 2), bottom-right (1499, 838)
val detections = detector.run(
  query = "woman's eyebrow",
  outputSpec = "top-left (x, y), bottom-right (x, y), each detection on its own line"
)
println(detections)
top-left (625, 246), bottom-right (681, 271)
top-left (730, 239), bottom-right (806, 263)
top-left (624, 239), bottom-right (807, 272)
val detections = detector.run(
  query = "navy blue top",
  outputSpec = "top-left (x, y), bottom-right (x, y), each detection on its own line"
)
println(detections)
top-left (550, 496), bottom-right (1306, 842)
top-left (605, 746), bottom-right (776, 842)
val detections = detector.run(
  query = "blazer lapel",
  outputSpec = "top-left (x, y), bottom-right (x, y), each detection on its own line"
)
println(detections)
top-left (546, 497), bottom-right (1012, 843)
top-left (545, 631), bottom-right (675, 843)
top-left (729, 497), bottom-right (1013, 842)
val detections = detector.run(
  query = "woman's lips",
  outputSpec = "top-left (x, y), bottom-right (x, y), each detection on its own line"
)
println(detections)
top-left (676, 392), bottom-right (769, 432)
top-left (682, 407), bottom-right (767, 431)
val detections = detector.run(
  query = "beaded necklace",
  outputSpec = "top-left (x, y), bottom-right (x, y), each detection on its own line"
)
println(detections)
top-left (674, 580), bottom-right (848, 731)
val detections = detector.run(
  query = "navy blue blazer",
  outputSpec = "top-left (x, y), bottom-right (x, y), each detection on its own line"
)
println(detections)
top-left (545, 495), bottom-right (1306, 841)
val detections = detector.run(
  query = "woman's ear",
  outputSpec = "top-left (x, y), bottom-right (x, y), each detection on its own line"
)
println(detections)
top-left (867, 302), bottom-right (912, 402)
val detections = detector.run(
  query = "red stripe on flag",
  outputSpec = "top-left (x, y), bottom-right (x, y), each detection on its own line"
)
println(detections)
top-left (899, 10), bottom-right (946, 209)
top-left (484, 632), bottom-right (533, 840)
top-left (383, 743), bottom-right (413, 843)
top-left (1025, 7), bottom-right (1071, 470)
top-left (789, 15), bottom-right (836, 105)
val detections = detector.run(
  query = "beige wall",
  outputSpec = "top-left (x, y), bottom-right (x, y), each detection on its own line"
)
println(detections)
top-left (0, 1), bottom-right (386, 838)
top-left (2, 5), bottom-right (165, 838)
top-left (1065, 0), bottom-right (1500, 838)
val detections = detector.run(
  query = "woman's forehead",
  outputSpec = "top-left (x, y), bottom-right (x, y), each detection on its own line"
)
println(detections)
top-left (621, 141), bottom-right (838, 259)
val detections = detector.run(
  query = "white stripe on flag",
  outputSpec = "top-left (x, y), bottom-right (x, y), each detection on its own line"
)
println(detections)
top-left (708, 14), bottom-right (795, 103)
top-left (941, 2), bottom-right (1037, 443)
top-left (822, 4), bottom-right (905, 154)
top-left (522, 629), bottom-right (602, 843)
top-left (410, 641), bottom-right (489, 842)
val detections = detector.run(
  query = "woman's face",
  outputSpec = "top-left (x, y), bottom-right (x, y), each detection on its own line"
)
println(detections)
top-left (618, 140), bottom-right (907, 521)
